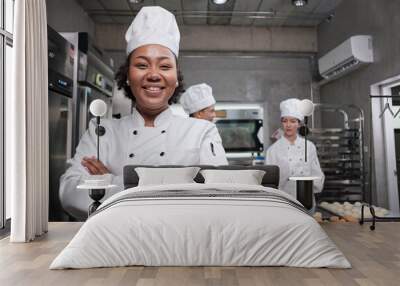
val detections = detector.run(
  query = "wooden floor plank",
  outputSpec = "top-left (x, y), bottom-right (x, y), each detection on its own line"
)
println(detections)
top-left (0, 222), bottom-right (399, 286)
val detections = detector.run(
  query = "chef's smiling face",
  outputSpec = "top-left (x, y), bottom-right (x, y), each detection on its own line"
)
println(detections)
top-left (128, 44), bottom-right (178, 112)
top-left (281, 116), bottom-right (300, 137)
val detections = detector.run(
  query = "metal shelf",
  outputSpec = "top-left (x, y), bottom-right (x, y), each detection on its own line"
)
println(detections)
top-left (320, 158), bottom-right (360, 163)
top-left (311, 135), bottom-right (359, 140)
top-left (310, 129), bottom-right (360, 135)
top-left (310, 104), bottom-right (366, 203)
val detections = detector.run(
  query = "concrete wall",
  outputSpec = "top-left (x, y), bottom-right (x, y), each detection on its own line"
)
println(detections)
top-left (46, 3), bottom-right (317, 149)
top-left (46, 0), bottom-right (95, 36)
top-left (96, 24), bottom-right (317, 148)
top-left (96, 24), bottom-right (317, 56)
top-left (97, 24), bottom-right (317, 71)
top-left (180, 53), bottom-right (313, 149)
top-left (108, 52), bottom-right (314, 149)
top-left (317, 0), bottom-right (400, 206)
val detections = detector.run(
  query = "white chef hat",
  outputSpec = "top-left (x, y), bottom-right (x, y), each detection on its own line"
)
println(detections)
top-left (280, 98), bottom-right (304, 121)
top-left (125, 6), bottom-right (180, 57)
top-left (180, 83), bottom-right (216, 115)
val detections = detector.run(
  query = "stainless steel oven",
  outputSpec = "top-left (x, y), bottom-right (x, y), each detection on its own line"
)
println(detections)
top-left (61, 32), bottom-right (114, 152)
top-left (215, 119), bottom-right (263, 153)
top-left (214, 105), bottom-right (264, 165)
top-left (215, 107), bottom-right (264, 152)
top-left (48, 26), bottom-right (74, 221)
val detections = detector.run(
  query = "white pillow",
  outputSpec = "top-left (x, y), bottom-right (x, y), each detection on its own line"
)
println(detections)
top-left (135, 167), bottom-right (200, 186)
top-left (200, 169), bottom-right (266, 185)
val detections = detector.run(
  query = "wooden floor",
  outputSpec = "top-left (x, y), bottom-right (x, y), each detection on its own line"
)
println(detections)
top-left (0, 222), bottom-right (399, 286)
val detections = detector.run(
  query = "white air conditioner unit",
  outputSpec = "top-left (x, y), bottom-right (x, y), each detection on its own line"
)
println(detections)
top-left (318, 35), bottom-right (373, 81)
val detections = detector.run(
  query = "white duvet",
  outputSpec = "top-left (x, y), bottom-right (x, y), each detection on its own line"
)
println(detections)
top-left (50, 183), bottom-right (351, 269)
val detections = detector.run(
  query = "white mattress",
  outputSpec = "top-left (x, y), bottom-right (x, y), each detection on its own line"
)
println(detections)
top-left (50, 183), bottom-right (351, 269)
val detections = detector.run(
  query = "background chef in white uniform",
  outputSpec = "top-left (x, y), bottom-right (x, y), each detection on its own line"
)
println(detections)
top-left (180, 83), bottom-right (216, 122)
top-left (59, 6), bottom-right (228, 219)
top-left (266, 98), bottom-right (324, 207)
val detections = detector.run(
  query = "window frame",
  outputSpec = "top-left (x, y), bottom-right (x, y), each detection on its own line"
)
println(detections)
top-left (0, 0), bottom-right (13, 230)
top-left (0, 33), bottom-right (4, 229)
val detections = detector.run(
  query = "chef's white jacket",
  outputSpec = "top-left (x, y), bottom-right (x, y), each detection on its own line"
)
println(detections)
top-left (60, 107), bottom-right (228, 219)
top-left (266, 136), bottom-right (324, 199)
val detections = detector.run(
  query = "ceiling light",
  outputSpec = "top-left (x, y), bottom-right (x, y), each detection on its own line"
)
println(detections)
top-left (213, 0), bottom-right (228, 4)
top-left (129, 0), bottom-right (143, 4)
top-left (292, 0), bottom-right (308, 7)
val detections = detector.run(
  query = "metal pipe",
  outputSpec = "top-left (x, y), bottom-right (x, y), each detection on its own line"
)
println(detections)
top-left (96, 117), bottom-right (100, 161)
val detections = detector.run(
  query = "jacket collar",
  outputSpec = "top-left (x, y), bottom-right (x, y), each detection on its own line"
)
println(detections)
top-left (282, 134), bottom-right (304, 146)
top-left (131, 107), bottom-right (173, 128)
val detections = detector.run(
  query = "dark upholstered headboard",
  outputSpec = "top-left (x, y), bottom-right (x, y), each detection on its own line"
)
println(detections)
top-left (123, 165), bottom-right (280, 189)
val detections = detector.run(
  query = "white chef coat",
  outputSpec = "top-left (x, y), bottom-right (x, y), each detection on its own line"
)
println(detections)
top-left (266, 135), bottom-right (324, 199)
top-left (60, 107), bottom-right (228, 219)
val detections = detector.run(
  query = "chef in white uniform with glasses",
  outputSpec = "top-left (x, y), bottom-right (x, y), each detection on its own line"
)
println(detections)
top-left (266, 98), bottom-right (324, 206)
top-left (180, 83), bottom-right (217, 122)
top-left (60, 6), bottom-right (228, 219)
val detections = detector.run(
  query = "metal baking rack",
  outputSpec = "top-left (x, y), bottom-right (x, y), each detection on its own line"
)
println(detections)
top-left (309, 104), bottom-right (366, 204)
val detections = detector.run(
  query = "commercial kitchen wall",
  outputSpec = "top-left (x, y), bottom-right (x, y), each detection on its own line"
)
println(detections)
top-left (46, 0), bottom-right (95, 37)
top-left (45, 2), bottom-right (318, 148)
top-left (180, 54), bottom-right (313, 148)
top-left (96, 24), bottom-right (318, 148)
top-left (317, 0), bottom-right (400, 206)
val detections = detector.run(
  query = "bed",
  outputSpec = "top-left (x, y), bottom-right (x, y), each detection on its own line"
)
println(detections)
top-left (50, 165), bottom-right (350, 269)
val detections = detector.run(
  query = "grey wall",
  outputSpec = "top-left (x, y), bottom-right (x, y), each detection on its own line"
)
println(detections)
top-left (96, 24), bottom-right (317, 54)
top-left (180, 54), bottom-right (313, 149)
top-left (318, 0), bottom-right (400, 124)
top-left (317, 0), bottom-right (400, 205)
top-left (109, 53), bottom-right (314, 148)
top-left (46, 0), bottom-right (95, 37)
top-left (98, 24), bottom-right (317, 148)
top-left (96, 24), bottom-right (317, 68)
top-left (45, 2), bottom-right (317, 148)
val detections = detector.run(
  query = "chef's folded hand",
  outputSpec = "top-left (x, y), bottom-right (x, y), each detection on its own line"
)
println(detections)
top-left (81, 156), bottom-right (110, 175)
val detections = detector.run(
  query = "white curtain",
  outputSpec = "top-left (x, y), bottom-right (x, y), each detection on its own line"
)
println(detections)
top-left (7, 0), bottom-right (49, 242)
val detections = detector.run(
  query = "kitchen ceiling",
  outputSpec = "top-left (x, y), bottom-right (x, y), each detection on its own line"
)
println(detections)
top-left (76, 0), bottom-right (342, 27)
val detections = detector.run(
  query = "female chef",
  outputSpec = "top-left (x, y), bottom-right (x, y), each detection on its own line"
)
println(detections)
top-left (59, 6), bottom-right (228, 219)
top-left (266, 98), bottom-right (324, 208)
